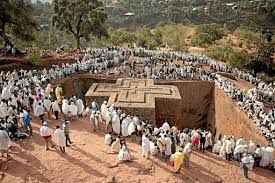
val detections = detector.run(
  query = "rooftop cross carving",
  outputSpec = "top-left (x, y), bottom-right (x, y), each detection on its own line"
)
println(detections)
top-left (85, 78), bottom-right (181, 108)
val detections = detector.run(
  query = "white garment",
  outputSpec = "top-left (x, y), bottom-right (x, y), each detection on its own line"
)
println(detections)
top-left (44, 99), bottom-right (52, 112)
top-left (225, 140), bottom-right (232, 154)
top-left (128, 122), bottom-right (136, 136)
top-left (40, 126), bottom-right (51, 137)
top-left (54, 129), bottom-right (66, 147)
top-left (62, 101), bottom-right (69, 115)
top-left (0, 130), bottom-right (10, 150)
top-left (142, 135), bottom-right (151, 154)
top-left (162, 122), bottom-right (170, 132)
top-left (104, 134), bottom-right (112, 145)
top-left (248, 142), bottom-right (256, 155)
top-left (76, 99), bottom-right (84, 115)
top-left (51, 101), bottom-right (60, 112)
top-left (69, 104), bottom-right (78, 116)
top-left (118, 146), bottom-right (130, 161)
top-left (100, 103), bottom-right (108, 120)
top-left (112, 113), bottom-right (120, 134)
top-left (165, 137), bottom-right (172, 156)
top-left (36, 105), bottom-right (45, 116)
top-left (111, 139), bottom-right (121, 153)
top-left (212, 140), bottom-right (222, 154)
top-left (121, 117), bottom-right (130, 137)
top-left (105, 110), bottom-right (112, 128)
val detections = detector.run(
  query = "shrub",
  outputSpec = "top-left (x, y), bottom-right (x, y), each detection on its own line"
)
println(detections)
top-left (191, 24), bottom-right (225, 47)
top-left (136, 27), bottom-right (159, 49)
top-left (28, 49), bottom-right (41, 65)
top-left (109, 29), bottom-right (136, 46)
top-left (205, 44), bottom-right (233, 62)
top-left (191, 33), bottom-right (213, 47)
top-left (228, 50), bottom-right (251, 69)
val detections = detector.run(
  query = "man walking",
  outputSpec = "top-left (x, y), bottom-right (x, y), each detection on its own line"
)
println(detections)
top-left (63, 121), bottom-right (73, 147)
top-left (40, 122), bottom-right (55, 150)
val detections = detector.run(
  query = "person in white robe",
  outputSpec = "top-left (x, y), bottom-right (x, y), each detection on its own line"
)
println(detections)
top-left (44, 84), bottom-right (53, 98)
top-left (219, 142), bottom-right (226, 159)
top-left (100, 101), bottom-right (108, 120)
top-left (179, 132), bottom-right (190, 148)
top-left (104, 133), bottom-right (113, 145)
top-left (183, 142), bottom-right (192, 167)
top-left (162, 121), bottom-right (170, 133)
top-left (54, 125), bottom-right (66, 153)
top-left (157, 134), bottom-right (166, 158)
top-left (212, 140), bottom-right (222, 154)
top-left (1, 86), bottom-right (11, 100)
top-left (105, 109), bottom-right (112, 131)
top-left (62, 99), bottom-right (69, 120)
top-left (234, 145), bottom-right (247, 162)
top-left (0, 127), bottom-right (11, 157)
top-left (90, 111), bottom-right (98, 131)
top-left (150, 141), bottom-right (158, 156)
top-left (112, 111), bottom-right (120, 135)
top-left (33, 98), bottom-right (39, 116)
top-left (225, 138), bottom-right (232, 161)
top-left (51, 100), bottom-right (60, 120)
top-left (236, 137), bottom-right (245, 146)
top-left (69, 102), bottom-right (78, 117)
top-left (165, 135), bottom-right (172, 159)
top-left (111, 138), bottom-right (121, 153)
top-left (142, 134), bottom-right (151, 159)
top-left (133, 115), bottom-right (140, 126)
top-left (121, 116), bottom-right (130, 137)
top-left (43, 97), bottom-right (52, 117)
top-left (76, 98), bottom-right (84, 117)
top-left (0, 100), bottom-right (9, 120)
top-left (118, 145), bottom-right (131, 161)
top-left (205, 132), bottom-right (213, 149)
top-left (248, 140), bottom-right (256, 155)
top-left (263, 145), bottom-right (274, 167)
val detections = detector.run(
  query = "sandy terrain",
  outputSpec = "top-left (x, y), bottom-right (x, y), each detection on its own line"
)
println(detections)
top-left (0, 116), bottom-right (275, 183)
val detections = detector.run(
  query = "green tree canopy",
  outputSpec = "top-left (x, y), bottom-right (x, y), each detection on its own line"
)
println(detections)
top-left (0, 0), bottom-right (37, 49)
top-left (52, 0), bottom-right (108, 50)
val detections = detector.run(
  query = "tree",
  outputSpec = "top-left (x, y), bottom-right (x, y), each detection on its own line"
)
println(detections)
top-left (0, 0), bottom-right (37, 49)
top-left (52, 0), bottom-right (108, 50)
top-left (251, 34), bottom-right (275, 74)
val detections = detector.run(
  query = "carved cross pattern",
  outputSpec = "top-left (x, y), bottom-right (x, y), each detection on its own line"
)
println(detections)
top-left (86, 78), bottom-right (181, 108)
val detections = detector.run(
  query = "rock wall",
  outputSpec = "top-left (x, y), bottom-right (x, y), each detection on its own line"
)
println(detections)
top-left (57, 75), bottom-right (269, 147)
top-left (155, 81), bottom-right (214, 130)
top-left (214, 87), bottom-right (269, 146)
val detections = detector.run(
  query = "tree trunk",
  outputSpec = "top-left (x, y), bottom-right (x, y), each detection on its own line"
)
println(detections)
top-left (75, 36), bottom-right (80, 50)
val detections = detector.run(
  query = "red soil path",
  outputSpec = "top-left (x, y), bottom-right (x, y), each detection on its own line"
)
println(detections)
top-left (0, 116), bottom-right (275, 183)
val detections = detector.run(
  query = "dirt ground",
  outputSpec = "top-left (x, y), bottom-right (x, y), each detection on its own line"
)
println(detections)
top-left (0, 116), bottom-right (275, 183)
top-left (0, 52), bottom-right (81, 71)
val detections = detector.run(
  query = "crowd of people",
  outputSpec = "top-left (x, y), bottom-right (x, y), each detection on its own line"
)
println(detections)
top-left (0, 46), bottom-right (274, 178)
top-left (99, 98), bottom-right (274, 178)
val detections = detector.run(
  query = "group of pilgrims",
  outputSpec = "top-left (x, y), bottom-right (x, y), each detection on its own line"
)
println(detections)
top-left (0, 46), bottom-right (274, 177)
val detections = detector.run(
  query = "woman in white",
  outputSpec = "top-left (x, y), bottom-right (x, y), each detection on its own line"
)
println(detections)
top-left (112, 111), bottom-right (120, 135)
top-left (0, 127), bottom-right (11, 157)
top-left (51, 100), bottom-right (60, 120)
top-left (43, 97), bottom-right (52, 117)
top-left (121, 116), bottom-right (131, 137)
top-left (62, 99), bottom-right (69, 120)
top-left (76, 98), bottom-right (84, 117)
top-left (111, 138), bottom-right (121, 153)
top-left (118, 145), bottom-right (131, 161)
top-left (105, 109), bottom-right (112, 131)
top-left (54, 125), bottom-right (66, 153)
top-left (100, 101), bottom-right (108, 120)
top-left (142, 134), bottom-right (151, 159)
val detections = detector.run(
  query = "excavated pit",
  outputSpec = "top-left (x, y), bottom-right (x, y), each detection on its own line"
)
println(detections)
top-left (55, 74), bottom-right (269, 147)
